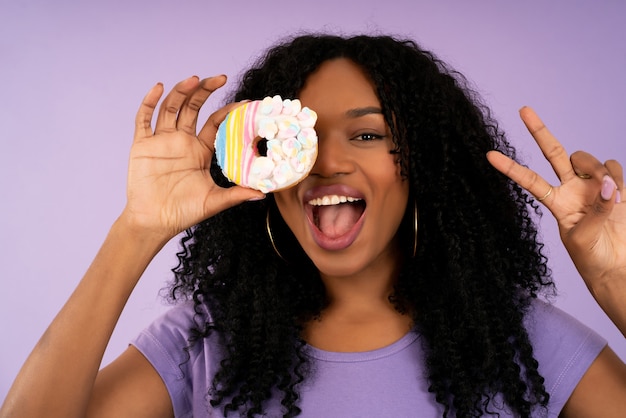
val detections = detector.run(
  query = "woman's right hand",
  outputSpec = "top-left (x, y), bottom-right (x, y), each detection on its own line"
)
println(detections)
top-left (122, 75), bottom-right (265, 241)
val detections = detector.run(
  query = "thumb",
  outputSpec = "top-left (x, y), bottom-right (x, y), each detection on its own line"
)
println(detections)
top-left (206, 186), bottom-right (266, 216)
top-left (576, 175), bottom-right (618, 234)
top-left (226, 186), bottom-right (267, 205)
top-left (599, 174), bottom-right (619, 206)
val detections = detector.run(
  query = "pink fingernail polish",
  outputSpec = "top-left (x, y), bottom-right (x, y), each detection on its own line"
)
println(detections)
top-left (247, 195), bottom-right (266, 202)
top-left (601, 175), bottom-right (617, 201)
top-left (616, 190), bottom-right (622, 204)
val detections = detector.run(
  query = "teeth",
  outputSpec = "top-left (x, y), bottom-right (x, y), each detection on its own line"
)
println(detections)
top-left (307, 195), bottom-right (362, 206)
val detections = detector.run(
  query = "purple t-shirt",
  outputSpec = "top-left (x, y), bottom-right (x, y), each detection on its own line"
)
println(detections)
top-left (131, 299), bottom-right (606, 417)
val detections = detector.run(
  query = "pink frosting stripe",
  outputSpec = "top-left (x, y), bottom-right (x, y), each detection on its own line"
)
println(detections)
top-left (241, 100), bottom-right (259, 184)
top-left (215, 95), bottom-right (318, 193)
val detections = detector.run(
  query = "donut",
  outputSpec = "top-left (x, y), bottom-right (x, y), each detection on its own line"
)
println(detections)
top-left (214, 95), bottom-right (318, 193)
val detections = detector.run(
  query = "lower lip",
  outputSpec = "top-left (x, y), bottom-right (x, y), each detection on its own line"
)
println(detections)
top-left (306, 210), bottom-right (366, 251)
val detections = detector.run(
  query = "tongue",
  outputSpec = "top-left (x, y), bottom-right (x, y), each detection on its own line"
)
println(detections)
top-left (317, 203), bottom-right (362, 238)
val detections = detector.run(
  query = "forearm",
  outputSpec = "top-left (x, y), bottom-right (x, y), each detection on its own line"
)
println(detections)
top-left (0, 217), bottom-right (168, 418)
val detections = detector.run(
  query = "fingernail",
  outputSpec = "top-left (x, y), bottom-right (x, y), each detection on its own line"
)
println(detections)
top-left (616, 190), bottom-right (622, 204)
top-left (601, 175), bottom-right (617, 201)
top-left (247, 195), bottom-right (266, 202)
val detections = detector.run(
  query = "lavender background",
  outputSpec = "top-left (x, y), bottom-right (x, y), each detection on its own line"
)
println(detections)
top-left (1, 0), bottom-right (625, 401)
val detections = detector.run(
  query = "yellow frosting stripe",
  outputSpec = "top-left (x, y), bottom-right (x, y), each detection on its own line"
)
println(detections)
top-left (227, 104), bottom-right (245, 183)
top-left (215, 96), bottom-right (318, 193)
top-left (225, 108), bottom-right (234, 181)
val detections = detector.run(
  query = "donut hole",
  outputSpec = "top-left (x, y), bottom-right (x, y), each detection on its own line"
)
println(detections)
top-left (254, 137), bottom-right (269, 157)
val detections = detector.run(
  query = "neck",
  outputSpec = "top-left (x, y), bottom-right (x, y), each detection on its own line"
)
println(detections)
top-left (318, 238), bottom-right (404, 314)
top-left (303, 244), bottom-right (412, 352)
top-left (320, 267), bottom-right (399, 320)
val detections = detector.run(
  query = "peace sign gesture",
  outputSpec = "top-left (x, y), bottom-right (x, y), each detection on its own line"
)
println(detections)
top-left (122, 76), bottom-right (264, 243)
top-left (487, 107), bottom-right (626, 334)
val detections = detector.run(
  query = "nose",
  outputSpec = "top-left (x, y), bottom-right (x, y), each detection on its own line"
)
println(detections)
top-left (310, 134), bottom-right (355, 178)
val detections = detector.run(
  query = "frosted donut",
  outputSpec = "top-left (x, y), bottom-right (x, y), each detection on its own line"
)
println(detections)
top-left (214, 95), bottom-right (318, 193)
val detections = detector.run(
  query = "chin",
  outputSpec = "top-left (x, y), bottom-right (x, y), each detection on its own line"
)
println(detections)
top-left (305, 242), bottom-right (394, 280)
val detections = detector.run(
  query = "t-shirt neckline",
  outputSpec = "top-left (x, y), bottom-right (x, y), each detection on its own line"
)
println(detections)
top-left (304, 330), bottom-right (420, 363)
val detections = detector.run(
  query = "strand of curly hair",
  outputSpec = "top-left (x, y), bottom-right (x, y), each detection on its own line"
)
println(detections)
top-left (168, 34), bottom-right (555, 417)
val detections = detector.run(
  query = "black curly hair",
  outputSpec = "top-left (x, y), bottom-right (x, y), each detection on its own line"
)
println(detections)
top-left (168, 33), bottom-right (555, 417)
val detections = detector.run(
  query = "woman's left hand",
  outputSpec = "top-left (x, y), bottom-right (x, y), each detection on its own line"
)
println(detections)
top-left (487, 106), bottom-right (626, 333)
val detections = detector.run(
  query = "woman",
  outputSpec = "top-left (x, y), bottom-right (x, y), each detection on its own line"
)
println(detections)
top-left (2, 34), bottom-right (625, 417)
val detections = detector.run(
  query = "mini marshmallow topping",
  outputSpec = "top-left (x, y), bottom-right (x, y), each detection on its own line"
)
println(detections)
top-left (215, 95), bottom-right (318, 193)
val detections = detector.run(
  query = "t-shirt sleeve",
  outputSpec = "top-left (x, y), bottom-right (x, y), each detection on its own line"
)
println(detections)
top-left (130, 302), bottom-right (206, 418)
top-left (526, 300), bottom-right (607, 417)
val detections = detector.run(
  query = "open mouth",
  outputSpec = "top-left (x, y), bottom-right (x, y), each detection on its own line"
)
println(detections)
top-left (308, 195), bottom-right (366, 239)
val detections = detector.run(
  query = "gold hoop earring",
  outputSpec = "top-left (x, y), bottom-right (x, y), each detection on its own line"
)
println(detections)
top-left (412, 201), bottom-right (419, 258)
top-left (266, 208), bottom-right (286, 262)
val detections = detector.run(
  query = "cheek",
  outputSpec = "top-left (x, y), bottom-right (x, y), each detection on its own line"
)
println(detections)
top-left (273, 191), bottom-right (302, 233)
top-left (273, 191), bottom-right (290, 217)
top-left (389, 182), bottom-right (410, 223)
top-left (375, 163), bottom-right (410, 225)
top-left (384, 181), bottom-right (410, 246)
top-left (374, 156), bottom-right (407, 199)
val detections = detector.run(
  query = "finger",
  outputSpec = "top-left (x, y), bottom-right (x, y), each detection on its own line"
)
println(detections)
top-left (134, 82), bottom-right (164, 141)
top-left (571, 152), bottom-right (622, 203)
top-left (154, 76), bottom-right (200, 134)
top-left (486, 150), bottom-right (554, 204)
top-left (197, 100), bottom-right (249, 151)
top-left (519, 106), bottom-right (575, 183)
top-left (570, 150), bottom-right (608, 180)
top-left (567, 174), bottom-right (617, 250)
top-left (177, 75), bottom-right (227, 135)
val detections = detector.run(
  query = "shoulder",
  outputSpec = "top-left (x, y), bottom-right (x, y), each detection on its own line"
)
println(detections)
top-left (130, 301), bottom-right (224, 417)
top-left (132, 301), bottom-right (214, 360)
top-left (524, 299), bottom-right (607, 414)
top-left (525, 298), bottom-right (606, 354)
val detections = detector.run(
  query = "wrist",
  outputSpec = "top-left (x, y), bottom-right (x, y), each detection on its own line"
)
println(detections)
top-left (114, 209), bottom-right (176, 251)
top-left (588, 270), bottom-right (626, 337)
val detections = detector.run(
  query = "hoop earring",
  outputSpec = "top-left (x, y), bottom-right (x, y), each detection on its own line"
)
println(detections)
top-left (266, 208), bottom-right (286, 262)
top-left (412, 201), bottom-right (419, 258)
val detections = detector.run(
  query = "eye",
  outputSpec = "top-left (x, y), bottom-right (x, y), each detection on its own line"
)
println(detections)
top-left (352, 133), bottom-right (384, 141)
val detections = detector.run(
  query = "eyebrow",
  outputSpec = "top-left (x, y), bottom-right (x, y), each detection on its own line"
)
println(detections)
top-left (345, 106), bottom-right (383, 118)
